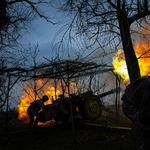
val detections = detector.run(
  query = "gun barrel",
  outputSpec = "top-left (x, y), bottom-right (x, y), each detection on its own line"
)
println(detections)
top-left (97, 87), bottom-right (120, 98)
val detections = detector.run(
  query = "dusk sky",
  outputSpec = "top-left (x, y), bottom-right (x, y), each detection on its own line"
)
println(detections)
top-left (18, 9), bottom-right (63, 60)
top-left (17, 5), bottom-right (115, 66)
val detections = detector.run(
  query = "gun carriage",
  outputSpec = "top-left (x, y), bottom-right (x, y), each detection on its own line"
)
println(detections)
top-left (37, 89), bottom-right (117, 124)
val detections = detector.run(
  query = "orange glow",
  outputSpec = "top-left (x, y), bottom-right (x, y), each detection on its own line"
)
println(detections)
top-left (17, 79), bottom-right (77, 126)
top-left (112, 40), bottom-right (150, 84)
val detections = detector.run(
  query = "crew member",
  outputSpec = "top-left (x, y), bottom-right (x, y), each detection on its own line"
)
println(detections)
top-left (122, 76), bottom-right (150, 150)
top-left (27, 95), bottom-right (49, 128)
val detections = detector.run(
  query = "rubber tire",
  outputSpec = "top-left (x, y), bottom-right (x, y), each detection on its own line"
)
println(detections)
top-left (83, 95), bottom-right (102, 120)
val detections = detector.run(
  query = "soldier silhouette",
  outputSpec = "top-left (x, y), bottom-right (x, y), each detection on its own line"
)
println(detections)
top-left (27, 95), bottom-right (49, 128)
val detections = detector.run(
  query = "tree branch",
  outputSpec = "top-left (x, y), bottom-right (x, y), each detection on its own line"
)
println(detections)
top-left (129, 11), bottom-right (150, 25)
top-left (107, 0), bottom-right (118, 10)
top-left (7, 0), bottom-right (55, 24)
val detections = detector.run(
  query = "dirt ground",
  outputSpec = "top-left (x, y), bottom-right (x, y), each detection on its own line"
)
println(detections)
top-left (0, 122), bottom-right (140, 150)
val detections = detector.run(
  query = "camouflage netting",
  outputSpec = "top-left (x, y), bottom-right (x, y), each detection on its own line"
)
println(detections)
top-left (121, 76), bottom-right (150, 150)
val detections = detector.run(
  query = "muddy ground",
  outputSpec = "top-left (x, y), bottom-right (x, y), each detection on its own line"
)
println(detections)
top-left (0, 122), bottom-right (140, 150)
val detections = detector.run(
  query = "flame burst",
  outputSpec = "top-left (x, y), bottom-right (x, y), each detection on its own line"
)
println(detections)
top-left (112, 40), bottom-right (150, 84)
top-left (17, 79), bottom-right (77, 126)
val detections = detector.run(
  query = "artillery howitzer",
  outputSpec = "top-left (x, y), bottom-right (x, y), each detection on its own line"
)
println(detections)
top-left (38, 88), bottom-right (119, 124)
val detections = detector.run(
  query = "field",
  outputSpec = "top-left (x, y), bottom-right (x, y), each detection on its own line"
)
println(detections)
top-left (0, 106), bottom-right (141, 150)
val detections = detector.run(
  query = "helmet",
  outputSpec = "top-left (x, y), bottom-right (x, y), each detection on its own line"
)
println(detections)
top-left (42, 95), bottom-right (49, 102)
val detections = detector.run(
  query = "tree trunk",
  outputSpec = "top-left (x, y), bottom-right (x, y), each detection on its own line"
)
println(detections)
top-left (117, 8), bottom-right (141, 83)
top-left (0, 0), bottom-right (7, 30)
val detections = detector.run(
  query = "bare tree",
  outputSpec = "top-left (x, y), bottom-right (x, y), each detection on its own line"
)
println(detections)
top-left (0, 0), bottom-right (54, 113)
top-left (0, 0), bottom-right (55, 78)
top-left (0, 0), bottom-right (54, 50)
top-left (52, 0), bottom-right (150, 83)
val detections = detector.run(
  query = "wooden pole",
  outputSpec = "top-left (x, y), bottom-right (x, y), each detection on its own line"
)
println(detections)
top-left (116, 73), bottom-right (118, 120)
top-left (6, 74), bottom-right (11, 134)
top-left (67, 61), bottom-right (75, 137)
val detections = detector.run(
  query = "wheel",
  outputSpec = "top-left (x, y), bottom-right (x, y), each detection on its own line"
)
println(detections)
top-left (83, 95), bottom-right (102, 120)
